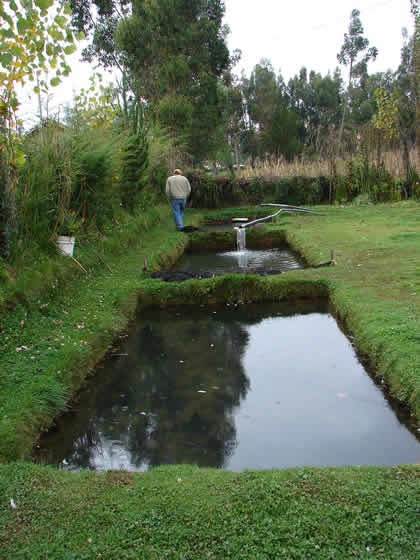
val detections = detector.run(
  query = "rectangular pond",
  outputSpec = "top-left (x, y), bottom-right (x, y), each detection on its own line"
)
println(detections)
top-left (35, 302), bottom-right (420, 471)
top-left (175, 247), bottom-right (305, 274)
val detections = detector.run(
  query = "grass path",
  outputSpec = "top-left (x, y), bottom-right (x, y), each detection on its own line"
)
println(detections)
top-left (0, 463), bottom-right (418, 559)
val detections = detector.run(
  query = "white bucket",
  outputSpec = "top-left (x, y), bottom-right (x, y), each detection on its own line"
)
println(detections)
top-left (56, 235), bottom-right (75, 257)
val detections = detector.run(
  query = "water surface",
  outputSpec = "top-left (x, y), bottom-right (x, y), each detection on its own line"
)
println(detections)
top-left (175, 247), bottom-right (304, 274)
top-left (202, 223), bottom-right (236, 232)
top-left (35, 303), bottom-right (420, 471)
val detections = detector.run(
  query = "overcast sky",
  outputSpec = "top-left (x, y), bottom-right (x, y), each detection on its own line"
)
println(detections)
top-left (19, 0), bottom-right (414, 125)
top-left (225, 0), bottom-right (414, 79)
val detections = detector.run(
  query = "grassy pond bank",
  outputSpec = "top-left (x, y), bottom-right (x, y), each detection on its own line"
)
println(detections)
top-left (0, 201), bottom-right (419, 558)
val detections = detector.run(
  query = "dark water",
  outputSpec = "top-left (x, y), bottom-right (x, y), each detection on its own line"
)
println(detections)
top-left (175, 248), bottom-right (304, 274)
top-left (202, 223), bottom-right (236, 231)
top-left (35, 303), bottom-right (420, 471)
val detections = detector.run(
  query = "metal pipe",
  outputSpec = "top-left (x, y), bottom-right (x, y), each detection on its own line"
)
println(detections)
top-left (238, 209), bottom-right (284, 228)
top-left (239, 204), bottom-right (323, 229)
top-left (259, 203), bottom-right (323, 214)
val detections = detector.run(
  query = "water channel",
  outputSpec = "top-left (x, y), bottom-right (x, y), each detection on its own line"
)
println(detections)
top-left (35, 302), bottom-right (420, 472)
top-left (177, 222), bottom-right (305, 274)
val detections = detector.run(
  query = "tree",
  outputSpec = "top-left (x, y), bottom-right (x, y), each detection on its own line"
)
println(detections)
top-left (238, 61), bottom-right (304, 161)
top-left (245, 60), bottom-right (278, 133)
top-left (115, 0), bottom-right (231, 160)
top-left (261, 96), bottom-right (302, 161)
top-left (68, 0), bottom-right (130, 70)
top-left (288, 67), bottom-right (342, 154)
top-left (349, 70), bottom-right (394, 127)
top-left (0, 0), bottom-right (80, 257)
top-left (374, 31), bottom-right (416, 180)
top-left (220, 73), bottom-right (246, 169)
top-left (119, 125), bottom-right (149, 211)
top-left (410, 0), bottom-right (420, 158)
top-left (337, 9), bottom-right (378, 144)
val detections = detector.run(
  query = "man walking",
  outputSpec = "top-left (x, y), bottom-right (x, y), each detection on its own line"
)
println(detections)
top-left (166, 169), bottom-right (191, 231)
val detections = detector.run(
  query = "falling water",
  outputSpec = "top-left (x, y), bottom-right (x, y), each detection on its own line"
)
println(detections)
top-left (234, 227), bottom-right (248, 268)
top-left (235, 227), bottom-right (246, 251)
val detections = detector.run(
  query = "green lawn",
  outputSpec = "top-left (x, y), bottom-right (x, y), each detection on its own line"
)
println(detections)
top-left (1, 463), bottom-right (419, 559)
top-left (0, 201), bottom-right (419, 559)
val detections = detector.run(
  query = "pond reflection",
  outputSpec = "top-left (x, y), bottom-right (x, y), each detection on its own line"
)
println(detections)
top-left (35, 303), bottom-right (420, 471)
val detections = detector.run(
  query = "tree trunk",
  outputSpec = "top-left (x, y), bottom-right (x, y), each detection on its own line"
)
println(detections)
top-left (233, 137), bottom-right (240, 169)
top-left (0, 149), bottom-right (10, 258)
top-left (401, 135), bottom-right (410, 181)
top-left (338, 62), bottom-right (353, 147)
top-left (415, 16), bottom-right (420, 164)
top-left (376, 133), bottom-right (382, 168)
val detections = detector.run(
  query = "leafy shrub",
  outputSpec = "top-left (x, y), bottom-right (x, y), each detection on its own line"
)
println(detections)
top-left (17, 120), bottom-right (73, 249)
top-left (408, 168), bottom-right (420, 200)
top-left (186, 173), bottom-right (330, 208)
top-left (157, 95), bottom-right (193, 146)
top-left (72, 127), bottom-right (117, 226)
top-left (0, 257), bottom-right (8, 284)
top-left (147, 125), bottom-right (188, 200)
top-left (119, 127), bottom-right (149, 213)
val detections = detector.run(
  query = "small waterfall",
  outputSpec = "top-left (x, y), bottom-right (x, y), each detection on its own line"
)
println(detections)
top-left (234, 227), bottom-right (248, 268)
top-left (235, 227), bottom-right (246, 251)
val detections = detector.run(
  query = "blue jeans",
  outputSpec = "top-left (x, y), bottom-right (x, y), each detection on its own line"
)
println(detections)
top-left (171, 199), bottom-right (186, 229)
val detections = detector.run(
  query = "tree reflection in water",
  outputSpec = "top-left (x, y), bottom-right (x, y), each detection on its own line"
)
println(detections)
top-left (37, 305), bottom-right (296, 470)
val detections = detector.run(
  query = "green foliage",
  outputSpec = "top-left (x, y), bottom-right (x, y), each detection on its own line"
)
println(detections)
top-left (73, 72), bottom-right (121, 128)
top-left (288, 68), bottom-right (343, 154)
top-left (337, 9), bottom-right (378, 143)
top-left (273, 177), bottom-right (328, 205)
top-left (119, 123), bottom-right (149, 213)
top-left (156, 94), bottom-right (193, 145)
top-left (373, 88), bottom-right (399, 139)
top-left (261, 100), bottom-right (302, 160)
top-left (72, 126), bottom-right (117, 226)
top-left (115, 0), bottom-right (231, 159)
top-left (187, 163), bottom-right (416, 208)
top-left (336, 157), bottom-right (406, 203)
top-left (239, 60), bottom-right (304, 162)
top-left (15, 120), bottom-right (118, 249)
top-left (187, 172), bottom-right (331, 208)
top-left (410, 168), bottom-right (420, 199)
top-left (0, 256), bottom-right (7, 285)
top-left (187, 170), bottom-right (225, 208)
top-left (0, 0), bottom-right (80, 255)
top-left (0, 149), bottom-right (11, 257)
top-left (16, 120), bottom-right (73, 248)
top-left (247, 177), bottom-right (265, 204)
top-left (337, 9), bottom-right (378, 87)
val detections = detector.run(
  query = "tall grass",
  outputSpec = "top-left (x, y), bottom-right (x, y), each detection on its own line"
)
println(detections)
top-left (382, 149), bottom-right (419, 177)
top-left (17, 121), bottom-right (73, 250)
top-left (12, 117), bottom-right (168, 259)
top-left (237, 156), bottom-right (341, 179)
top-left (237, 149), bottom-right (419, 181)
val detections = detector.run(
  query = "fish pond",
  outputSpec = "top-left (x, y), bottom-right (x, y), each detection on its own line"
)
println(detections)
top-left (174, 247), bottom-right (304, 275)
top-left (35, 302), bottom-right (420, 471)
